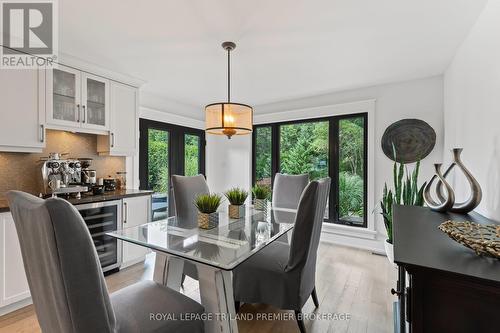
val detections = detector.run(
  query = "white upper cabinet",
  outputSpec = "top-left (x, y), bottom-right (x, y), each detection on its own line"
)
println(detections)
top-left (0, 67), bottom-right (46, 153)
top-left (46, 65), bottom-right (110, 134)
top-left (97, 81), bottom-right (138, 156)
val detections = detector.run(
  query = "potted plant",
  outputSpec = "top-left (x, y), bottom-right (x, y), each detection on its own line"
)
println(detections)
top-left (252, 184), bottom-right (270, 211)
top-left (225, 187), bottom-right (248, 219)
top-left (380, 157), bottom-right (426, 264)
top-left (194, 193), bottom-right (223, 229)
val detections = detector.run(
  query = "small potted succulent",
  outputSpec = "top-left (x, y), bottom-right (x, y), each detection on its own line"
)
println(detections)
top-left (225, 187), bottom-right (248, 219)
top-left (194, 193), bottom-right (222, 229)
top-left (252, 184), bottom-right (270, 211)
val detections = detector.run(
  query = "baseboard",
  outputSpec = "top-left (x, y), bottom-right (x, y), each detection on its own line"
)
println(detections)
top-left (0, 297), bottom-right (32, 316)
top-left (320, 231), bottom-right (386, 254)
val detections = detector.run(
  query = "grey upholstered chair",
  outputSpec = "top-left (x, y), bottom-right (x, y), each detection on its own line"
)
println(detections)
top-left (272, 173), bottom-right (309, 210)
top-left (171, 174), bottom-right (210, 281)
top-left (7, 191), bottom-right (204, 333)
top-left (233, 177), bottom-right (331, 333)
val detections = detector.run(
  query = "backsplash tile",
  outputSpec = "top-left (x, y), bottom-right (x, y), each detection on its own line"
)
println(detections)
top-left (0, 130), bottom-right (125, 199)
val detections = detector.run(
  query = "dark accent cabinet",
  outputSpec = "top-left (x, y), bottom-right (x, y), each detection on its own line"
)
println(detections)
top-left (393, 205), bottom-right (500, 333)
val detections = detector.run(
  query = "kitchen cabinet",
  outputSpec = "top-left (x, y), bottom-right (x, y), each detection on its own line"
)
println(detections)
top-left (0, 212), bottom-right (30, 308)
top-left (46, 64), bottom-right (110, 133)
top-left (121, 195), bottom-right (151, 267)
top-left (97, 81), bottom-right (138, 156)
top-left (0, 67), bottom-right (46, 153)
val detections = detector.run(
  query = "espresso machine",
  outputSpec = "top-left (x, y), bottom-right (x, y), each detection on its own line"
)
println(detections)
top-left (41, 153), bottom-right (88, 198)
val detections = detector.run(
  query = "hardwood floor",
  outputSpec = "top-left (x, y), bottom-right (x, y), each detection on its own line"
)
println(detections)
top-left (0, 243), bottom-right (397, 333)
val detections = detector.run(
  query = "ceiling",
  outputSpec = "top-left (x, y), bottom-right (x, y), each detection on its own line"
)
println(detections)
top-left (59, 0), bottom-right (487, 119)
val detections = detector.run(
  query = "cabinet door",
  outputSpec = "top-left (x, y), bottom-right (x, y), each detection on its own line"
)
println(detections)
top-left (47, 64), bottom-right (82, 128)
top-left (97, 82), bottom-right (137, 156)
top-left (122, 196), bottom-right (151, 265)
top-left (81, 73), bottom-right (109, 131)
top-left (0, 67), bottom-right (45, 152)
top-left (0, 213), bottom-right (30, 307)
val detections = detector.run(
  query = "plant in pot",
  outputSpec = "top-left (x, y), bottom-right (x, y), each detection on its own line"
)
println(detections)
top-left (194, 193), bottom-right (223, 229)
top-left (252, 184), bottom-right (270, 211)
top-left (225, 187), bottom-right (248, 219)
top-left (380, 157), bottom-right (426, 264)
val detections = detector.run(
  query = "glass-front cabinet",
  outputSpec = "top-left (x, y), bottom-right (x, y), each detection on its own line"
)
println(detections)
top-left (48, 64), bottom-right (109, 132)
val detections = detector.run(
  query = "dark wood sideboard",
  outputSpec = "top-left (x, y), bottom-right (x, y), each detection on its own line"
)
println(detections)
top-left (393, 205), bottom-right (500, 333)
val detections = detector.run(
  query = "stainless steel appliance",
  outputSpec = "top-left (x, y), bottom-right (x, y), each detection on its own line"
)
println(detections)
top-left (41, 153), bottom-right (87, 197)
top-left (75, 200), bottom-right (122, 272)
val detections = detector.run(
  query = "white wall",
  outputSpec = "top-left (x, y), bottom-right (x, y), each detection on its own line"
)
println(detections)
top-left (206, 76), bottom-right (444, 252)
top-left (444, 0), bottom-right (500, 221)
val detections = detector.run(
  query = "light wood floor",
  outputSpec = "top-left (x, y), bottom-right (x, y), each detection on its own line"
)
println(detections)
top-left (0, 243), bottom-right (397, 333)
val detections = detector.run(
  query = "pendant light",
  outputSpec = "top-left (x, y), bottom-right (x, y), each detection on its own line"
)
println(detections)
top-left (205, 41), bottom-right (253, 139)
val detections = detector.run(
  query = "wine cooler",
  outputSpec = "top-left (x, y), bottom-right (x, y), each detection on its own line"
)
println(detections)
top-left (76, 200), bottom-right (122, 272)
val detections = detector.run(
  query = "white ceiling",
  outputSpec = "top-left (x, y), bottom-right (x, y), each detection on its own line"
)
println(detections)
top-left (59, 0), bottom-right (487, 119)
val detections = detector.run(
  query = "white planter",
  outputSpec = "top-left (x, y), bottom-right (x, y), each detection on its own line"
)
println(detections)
top-left (384, 239), bottom-right (394, 264)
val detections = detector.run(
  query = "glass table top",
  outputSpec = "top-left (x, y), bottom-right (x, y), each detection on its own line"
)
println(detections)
top-left (107, 207), bottom-right (297, 270)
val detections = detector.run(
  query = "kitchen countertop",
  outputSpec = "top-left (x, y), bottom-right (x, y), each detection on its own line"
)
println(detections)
top-left (0, 189), bottom-right (154, 213)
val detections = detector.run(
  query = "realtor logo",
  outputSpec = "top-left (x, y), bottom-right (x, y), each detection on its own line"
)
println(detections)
top-left (1, 0), bottom-right (58, 68)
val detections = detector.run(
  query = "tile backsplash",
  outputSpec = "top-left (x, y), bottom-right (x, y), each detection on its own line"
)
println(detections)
top-left (0, 130), bottom-right (125, 199)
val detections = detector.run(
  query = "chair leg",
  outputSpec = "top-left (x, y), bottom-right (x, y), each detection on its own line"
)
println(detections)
top-left (311, 287), bottom-right (319, 308)
top-left (234, 301), bottom-right (240, 313)
top-left (181, 273), bottom-right (186, 288)
top-left (294, 310), bottom-right (306, 333)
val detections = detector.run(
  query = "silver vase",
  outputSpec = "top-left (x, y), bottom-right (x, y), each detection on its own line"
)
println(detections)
top-left (435, 148), bottom-right (482, 214)
top-left (424, 163), bottom-right (455, 212)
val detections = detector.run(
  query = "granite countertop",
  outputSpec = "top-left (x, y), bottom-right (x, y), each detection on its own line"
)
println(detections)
top-left (0, 189), bottom-right (154, 213)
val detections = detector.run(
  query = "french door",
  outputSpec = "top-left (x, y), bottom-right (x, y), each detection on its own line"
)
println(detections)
top-left (139, 119), bottom-right (205, 220)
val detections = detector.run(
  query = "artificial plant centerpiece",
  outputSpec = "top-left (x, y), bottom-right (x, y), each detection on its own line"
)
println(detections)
top-left (380, 156), bottom-right (426, 263)
top-left (194, 193), bottom-right (222, 229)
top-left (252, 184), bottom-right (270, 211)
top-left (225, 187), bottom-right (248, 219)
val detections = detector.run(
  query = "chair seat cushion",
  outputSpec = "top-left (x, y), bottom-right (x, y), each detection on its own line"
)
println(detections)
top-left (233, 241), bottom-right (301, 310)
top-left (111, 280), bottom-right (204, 333)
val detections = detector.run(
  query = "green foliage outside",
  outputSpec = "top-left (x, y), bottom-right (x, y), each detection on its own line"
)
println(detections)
top-left (147, 130), bottom-right (200, 193)
top-left (254, 117), bottom-right (366, 220)
top-left (148, 129), bottom-right (169, 193)
top-left (194, 193), bottom-right (222, 213)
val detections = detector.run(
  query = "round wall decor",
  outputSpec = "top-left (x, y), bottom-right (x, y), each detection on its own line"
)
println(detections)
top-left (381, 118), bottom-right (436, 163)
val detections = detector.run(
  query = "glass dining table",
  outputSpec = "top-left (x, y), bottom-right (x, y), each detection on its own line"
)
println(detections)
top-left (107, 206), bottom-right (297, 333)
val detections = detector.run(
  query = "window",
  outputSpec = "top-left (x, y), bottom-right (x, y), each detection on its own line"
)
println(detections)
top-left (139, 119), bottom-right (205, 220)
top-left (252, 113), bottom-right (367, 227)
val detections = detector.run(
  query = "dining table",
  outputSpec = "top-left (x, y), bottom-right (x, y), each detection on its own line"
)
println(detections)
top-left (107, 206), bottom-right (297, 333)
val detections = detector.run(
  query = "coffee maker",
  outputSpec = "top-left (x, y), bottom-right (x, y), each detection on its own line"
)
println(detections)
top-left (41, 153), bottom-right (87, 197)
top-left (80, 158), bottom-right (97, 185)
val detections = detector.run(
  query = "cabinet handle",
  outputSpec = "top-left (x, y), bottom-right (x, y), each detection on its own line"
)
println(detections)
top-left (82, 105), bottom-right (86, 123)
top-left (111, 132), bottom-right (115, 147)
top-left (123, 202), bottom-right (128, 223)
top-left (40, 124), bottom-right (45, 142)
top-left (76, 104), bottom-right (80, 122)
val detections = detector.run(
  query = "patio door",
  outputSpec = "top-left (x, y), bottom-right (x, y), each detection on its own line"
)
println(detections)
top-left (139, 119), bottom-right (205, 221)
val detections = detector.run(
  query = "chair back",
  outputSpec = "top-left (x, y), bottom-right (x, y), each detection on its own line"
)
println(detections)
top-left (7, 191), bottom-right (116, 333)
top-left (272, 173), bottom-right (309, 209)
top-left (287, 178), bottom-right (331, 288)
top-left (171, 174), bottom-right (210, 226)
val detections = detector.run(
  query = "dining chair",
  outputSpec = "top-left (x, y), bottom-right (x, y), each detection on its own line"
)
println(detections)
top-left (272, 173), bottom-right (309, 209)
top-left (7, 191), bottom-right (204, 333)
top-left (233, 177), bottom-right (331, 333)
top-left (171, 174), bottom-right (210, 282)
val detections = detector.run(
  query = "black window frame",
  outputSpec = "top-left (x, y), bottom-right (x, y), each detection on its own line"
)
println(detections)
top-left (139, 118), bottom-right (206, 213)
top-left (252, 112), bottom-right (368, 227)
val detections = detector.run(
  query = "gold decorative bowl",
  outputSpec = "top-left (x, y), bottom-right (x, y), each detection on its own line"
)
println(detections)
top-left (439, 220), bottom-right (500, 259)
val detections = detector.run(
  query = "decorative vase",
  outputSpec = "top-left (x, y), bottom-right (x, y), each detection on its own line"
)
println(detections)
top-left (435, 148), bottom-right (482, 214)
top-left (384, 240), bottom-right (394, 265)
top-left (254, 199), bottom-right (268, 211)
top-left (228, 204), bottom-right (245, 219)
top-left (424, 163), bottom-right (455, 212)
top-left (197, 212), bottom-right (219, 229)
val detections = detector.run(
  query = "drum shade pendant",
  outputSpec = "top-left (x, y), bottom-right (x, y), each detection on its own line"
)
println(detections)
top-left (205, 41), bottom-right (253, 139)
